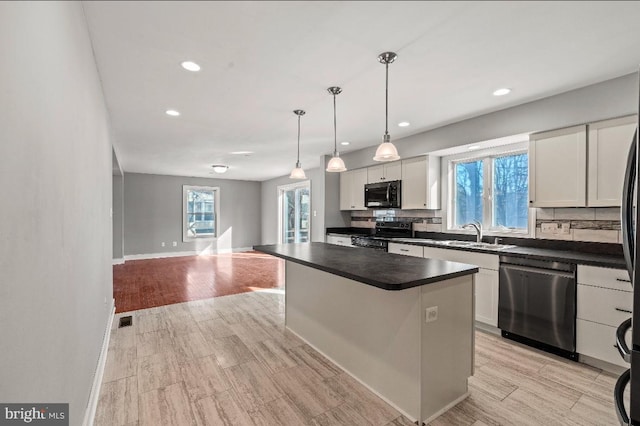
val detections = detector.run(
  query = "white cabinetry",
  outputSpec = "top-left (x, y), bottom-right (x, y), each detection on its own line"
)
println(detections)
top-left (422, 246), bottom-right (498, 327)
top-left (587, 116), bottom-right (636, 207)
top-left (401, 156), bottom-right (441, 210)
top-left (576, 265), bottom-right (631, 368)
top-left (529, 125), bottom-right (587, 207)
top-left (388, 243), bottom-right (424, 258)
top-left (326, 234), bottom-right (353, 247)
top-left (367, 162), bottom-right (401, 183)
top-left (340, 168), bottom-right (368, 210)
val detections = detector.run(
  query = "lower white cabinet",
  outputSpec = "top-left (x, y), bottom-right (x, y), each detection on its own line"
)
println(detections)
top-left (576, 265), bottom-right (631, 368)
top-left (422, 246), bottom-right (499, 327)
top-left (388, 242), bottom-right (423, 258)
top-left (326, 235), bottom-right (353, 247)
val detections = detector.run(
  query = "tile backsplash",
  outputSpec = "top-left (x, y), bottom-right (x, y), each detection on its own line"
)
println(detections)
top-left (350, 207), bottom-right (622, 244)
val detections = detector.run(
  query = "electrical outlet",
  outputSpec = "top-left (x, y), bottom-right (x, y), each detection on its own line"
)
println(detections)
top-left (161, 242), bottom-right (165, 247)
top-left (425, 306), bottom-right (438, 323)
top-left (560, 222), bottom-right (571, 234)
top-left (172, 241), bottom-right (177, 247)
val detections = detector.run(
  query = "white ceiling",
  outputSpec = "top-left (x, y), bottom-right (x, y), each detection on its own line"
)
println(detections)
top-left (83, 1), bottom-right (640, 181)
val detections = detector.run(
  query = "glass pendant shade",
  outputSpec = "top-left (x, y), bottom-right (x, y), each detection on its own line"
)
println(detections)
top-left (289, 163), bottom-right (306, 179)
top-left (373, 141), bottom-right (400, 162)
top-left (326, 153), bottom-right (346, 172)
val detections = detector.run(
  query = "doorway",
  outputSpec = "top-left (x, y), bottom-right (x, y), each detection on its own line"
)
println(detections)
top-left (278, 181), bottom-right (311, 244)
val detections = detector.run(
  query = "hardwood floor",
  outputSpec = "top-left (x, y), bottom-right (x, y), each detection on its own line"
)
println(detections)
top-left (113, 252), bottom-right (284, 313)
top-left (97, 289), bottom-right (625, 426)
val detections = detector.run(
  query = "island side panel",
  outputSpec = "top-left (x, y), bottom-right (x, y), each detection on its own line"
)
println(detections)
top-left (285, 260), bottom-right (422, 420)
top-left (420, 274), bottom-right (475, 423)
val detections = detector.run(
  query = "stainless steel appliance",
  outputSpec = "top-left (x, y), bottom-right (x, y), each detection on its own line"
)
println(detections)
top-left (498, 255), bottom-right (578, 359)
top-left (614, 121), bottom-right (638, 424)
top-left (365, 180), bottom-right (401, 208)
top-left (350, 220), bottom-right (412, 251)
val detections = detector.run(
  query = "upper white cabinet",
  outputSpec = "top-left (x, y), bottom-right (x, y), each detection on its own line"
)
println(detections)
top-left (367, 162), bottom-right (401, 183)
top-left (529, 125), bottom-right (587, 207)
top-left (587, 116), bottom-right (636, 207)
top-left (340, 168), bottom-right (368, 210)
top-left (401, 156), bottom-right (440, 210)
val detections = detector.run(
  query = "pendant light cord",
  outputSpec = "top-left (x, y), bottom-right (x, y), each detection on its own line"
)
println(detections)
top-left (333, 93), bottom-right (338, 153)
top-left (297, 114), bottom-right (301, 163)
top-left (385, 61), bottom-right (389, 138)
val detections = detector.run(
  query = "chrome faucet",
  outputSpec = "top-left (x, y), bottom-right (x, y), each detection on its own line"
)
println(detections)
top-left (462, 221), bottom-right (483, 243)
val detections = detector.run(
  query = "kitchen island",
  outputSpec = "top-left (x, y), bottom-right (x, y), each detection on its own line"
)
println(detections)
top-left (253, 242), bottom-right (479, 424)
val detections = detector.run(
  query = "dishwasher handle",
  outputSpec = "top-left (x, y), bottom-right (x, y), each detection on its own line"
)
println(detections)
top-left (499, 263), bottom-right (575, 279)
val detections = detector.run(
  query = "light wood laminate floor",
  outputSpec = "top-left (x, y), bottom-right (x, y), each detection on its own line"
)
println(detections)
top-left (96, 290), bottom-right (624, 425)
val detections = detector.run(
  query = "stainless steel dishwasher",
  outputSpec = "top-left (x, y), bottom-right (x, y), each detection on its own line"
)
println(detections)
top-left (498, 255), bottom-right (577, 360)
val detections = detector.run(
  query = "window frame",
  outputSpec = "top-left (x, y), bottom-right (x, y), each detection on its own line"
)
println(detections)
top-left (277, 180), bottom-right (311, 244)
top-left (182, 185), bottom-right (220, 242)
top-left (445, 142), bottom-right (533, 237)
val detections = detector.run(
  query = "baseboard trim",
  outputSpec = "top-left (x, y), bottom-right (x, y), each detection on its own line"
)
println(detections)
top-left (112, 258), bottom-right (125, 265)
top-left (123, 247), bottom-right (253, 261)
top-left (285, 327), bottom-right (418, 423)
top-left (423, 391), bottom-right (470, 424)
top-left (82, 299), bottom-right (115, 426)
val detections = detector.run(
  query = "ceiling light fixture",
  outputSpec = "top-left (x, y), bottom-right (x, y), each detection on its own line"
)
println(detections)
top-left (211, 165), bottom-right (228, 173)
top-left (230, 151), bottom-right (254, 155)
top-left (341, 141), bottom-right (350, 146)
top-left (374, 52), bottom-right (400, 162)
top-left (493, 88), bottom-right (511, 96)
top-left (165, 109), bottom-right (180, 116)
top-left (326, 86), bottom-right (347, 173)
top-left (290, 110), bottom-right (307, 179)
top-left (398, 121), bottom-right (410, 127)
top-left (181, 61), bottom-right (201, 72)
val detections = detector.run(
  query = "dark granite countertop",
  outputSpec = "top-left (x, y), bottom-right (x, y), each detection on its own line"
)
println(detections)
top-left (326, 229), bottom-right (625, 269)
top-left (253, 243), bottom-right (479, 291)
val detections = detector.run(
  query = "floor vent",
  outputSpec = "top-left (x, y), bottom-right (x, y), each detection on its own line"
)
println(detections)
top-left (119, 316), bottom-right (133, 328)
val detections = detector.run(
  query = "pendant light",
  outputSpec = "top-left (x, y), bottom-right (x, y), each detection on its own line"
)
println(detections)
top-left (326, 86), bottom-right (347, 172)
top-left (289, 109), bottom-right (307, 179)
top-left (373, 51), bottom-right (401, 162)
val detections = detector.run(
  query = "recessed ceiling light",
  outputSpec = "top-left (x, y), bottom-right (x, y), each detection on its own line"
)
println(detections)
top-left (493, 88), bottom-right (511, 96)
top-left (398, 121), bottom-right (410, 127)
top-left (230, 151), bottom-right (254, 155)
top-left (181, 61), bottom-right (201, 72)
top-left (468, 145), bottom-right (480, 150)
top-left (211, 165), bottom-right (228, 173)
top-left (340, 141), bottom-right (350, 146)
top-left (165, 109), bottom-right (180, 116)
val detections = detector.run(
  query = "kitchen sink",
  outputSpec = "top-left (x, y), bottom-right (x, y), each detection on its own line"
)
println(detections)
top-left (389, 238), bottom-right (516, 251)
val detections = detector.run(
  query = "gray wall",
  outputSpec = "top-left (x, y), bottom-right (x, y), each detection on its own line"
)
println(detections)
top-left (339, 73), bottom-right (638, 170)
top-left (261, 166), bottom-right (328, 245)
top-left (123, 173), bottom-right (262, 255)
top-left (113, 174), bottom-right (124, 260)
top-left (0, 3), bottom-right (113, 425)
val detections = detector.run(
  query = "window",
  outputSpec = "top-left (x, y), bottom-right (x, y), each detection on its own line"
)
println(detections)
top-left (451, 151), bottom-right (529, 233)
top-left (183, 185), bottom-right (219, 241)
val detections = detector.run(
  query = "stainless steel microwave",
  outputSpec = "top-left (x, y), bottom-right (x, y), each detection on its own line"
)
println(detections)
top-left (364, 180), bottom-right (401, 208)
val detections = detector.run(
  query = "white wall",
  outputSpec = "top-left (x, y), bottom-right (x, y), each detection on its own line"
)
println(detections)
top-left (0, 3), bottom-right (113, 425)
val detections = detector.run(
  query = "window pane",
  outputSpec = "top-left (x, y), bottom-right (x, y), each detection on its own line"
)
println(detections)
top-left (284, 190), bottom-right (296, 243)
top-left (493, 153), bottom-right (528, 229)
top-left (297, 188), bottom-right (310, 243)
top-left (455, 160), bottom-right (483, 226)
top-left (186, 189), bottom-right (215, 237)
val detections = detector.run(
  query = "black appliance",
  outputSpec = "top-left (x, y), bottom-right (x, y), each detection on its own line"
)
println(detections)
top-left (350, 220), bottom-right (412, 251)
top-left (498, 256), bottom-right (577, 360)
top-left (365, 180), bottom-right (401, 208)
top-left (614, 119), bottom-right (639, 424)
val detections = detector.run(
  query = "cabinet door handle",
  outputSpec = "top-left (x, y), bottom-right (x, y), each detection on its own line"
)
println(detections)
top-left (400, 249), bottom-right (409, 252)
top-left (616, 278), bottom-right (632, 283)
top-left (615, 307), bottom-right (632, 314)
